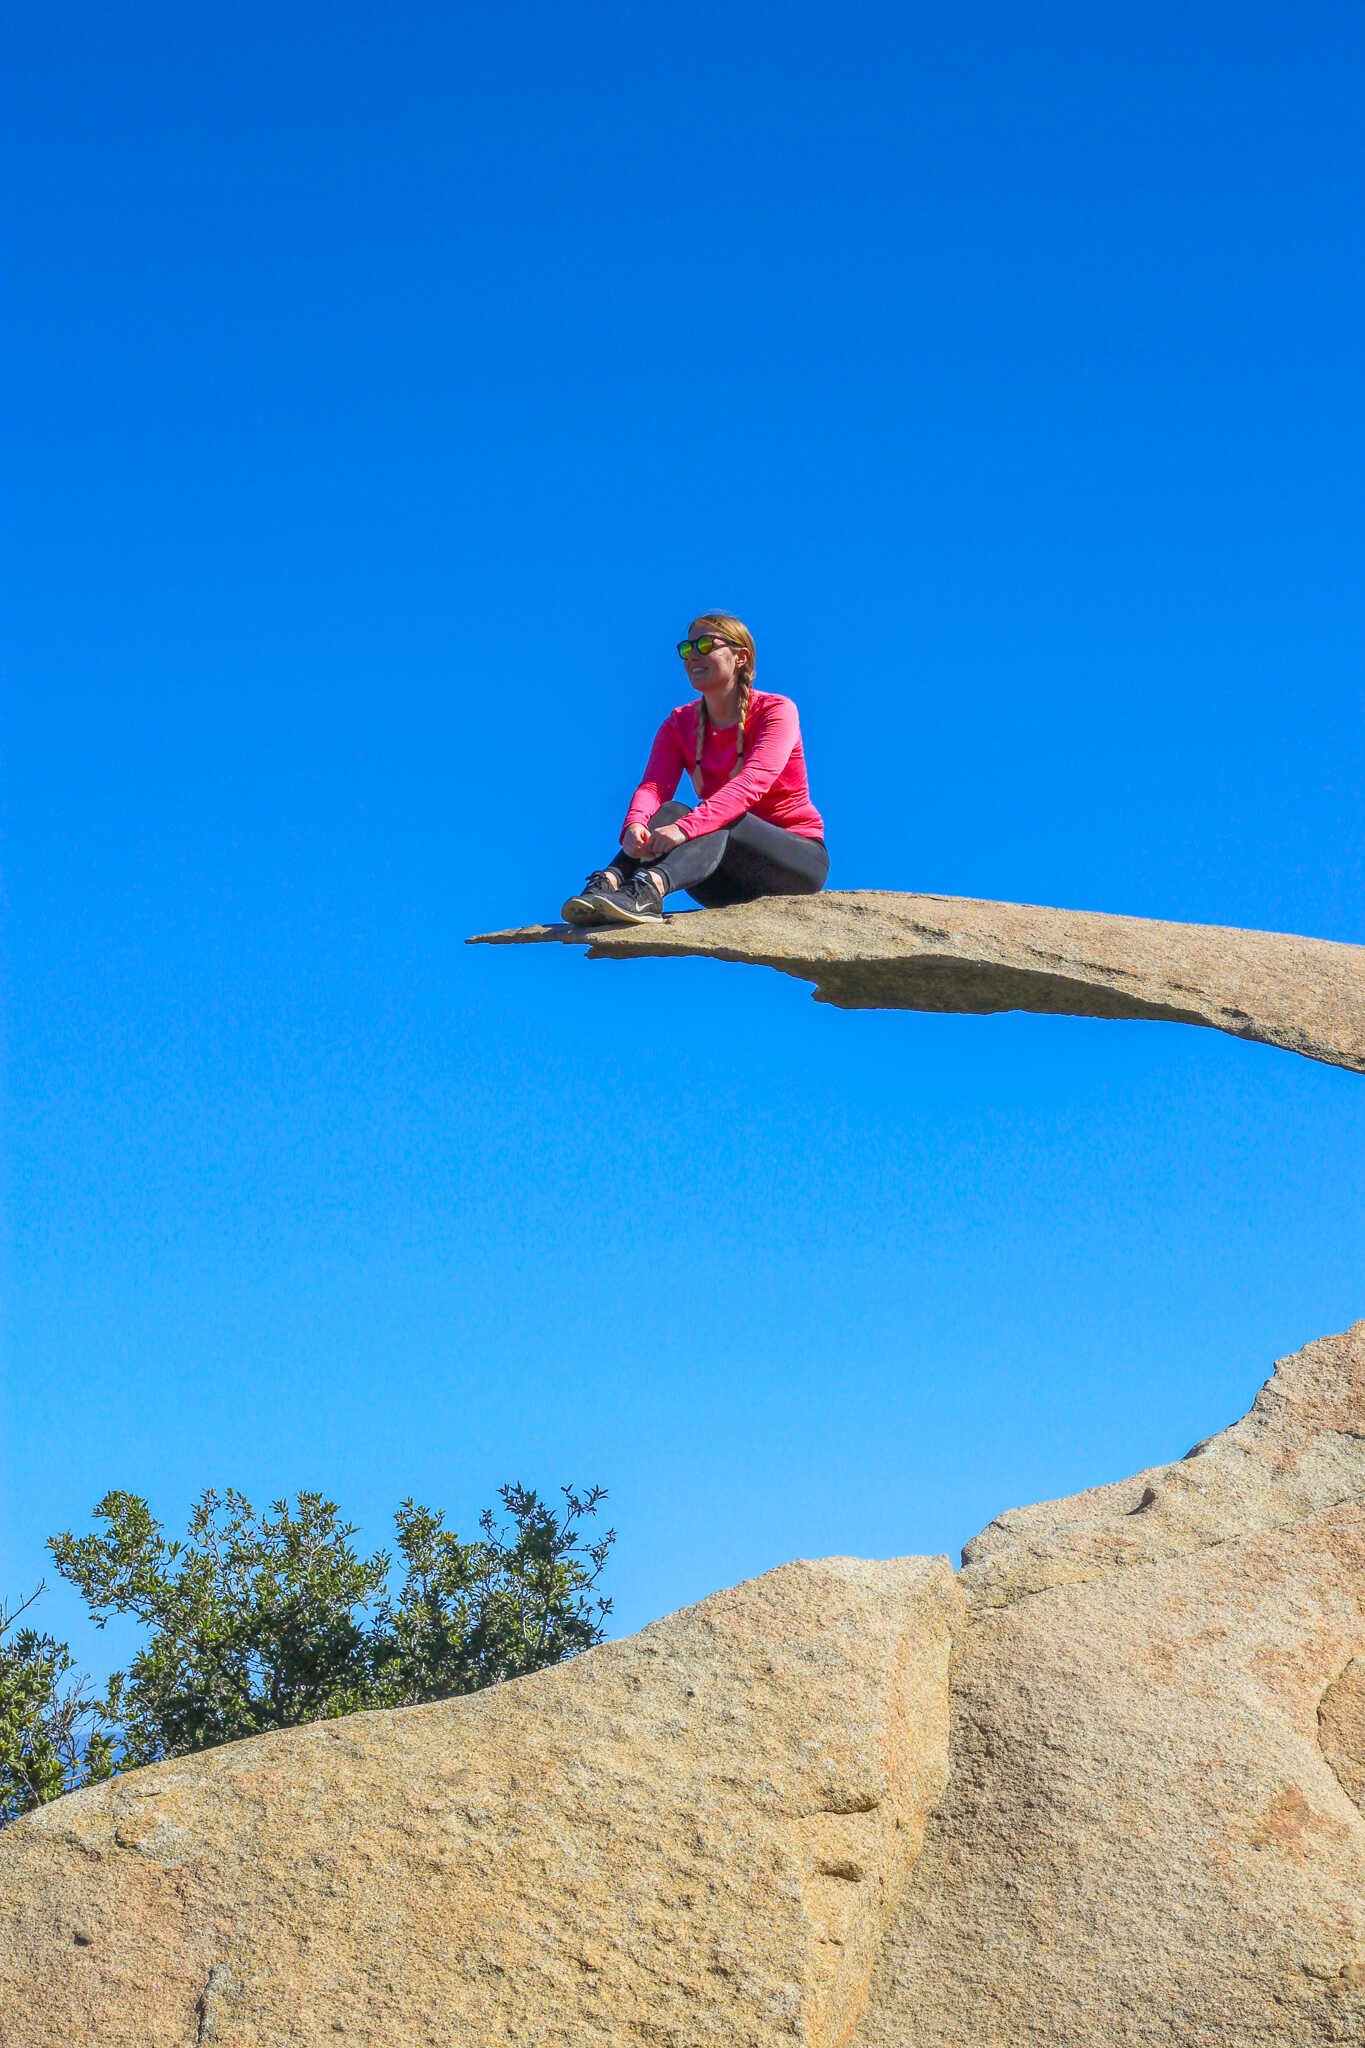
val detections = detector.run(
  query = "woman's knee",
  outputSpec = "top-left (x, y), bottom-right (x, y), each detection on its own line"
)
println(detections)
top-left (649, 801), bottom-right (691, 827)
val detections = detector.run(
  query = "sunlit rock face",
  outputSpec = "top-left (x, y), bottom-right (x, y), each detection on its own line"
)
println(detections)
top-left (473, 889), bottom-right (1365, 1073)
top-left (852, 1321), bottom-right (1365, 2048)
top-left (0, 1556), bottom-right (962, 2048)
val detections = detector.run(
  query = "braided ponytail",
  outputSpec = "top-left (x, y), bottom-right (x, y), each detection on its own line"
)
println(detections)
top-left (734, 667), bottom-right (752, 770)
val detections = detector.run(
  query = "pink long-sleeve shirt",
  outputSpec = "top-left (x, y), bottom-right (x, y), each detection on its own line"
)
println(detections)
top-left (622, 691), bottom-right (825, 843)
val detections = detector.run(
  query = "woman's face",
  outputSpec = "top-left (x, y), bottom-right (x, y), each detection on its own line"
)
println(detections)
top-left (683, 625), bottom-right (746, 695)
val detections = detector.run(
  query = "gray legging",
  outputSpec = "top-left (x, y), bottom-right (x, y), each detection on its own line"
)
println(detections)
top-left (612, 803), bottom-right (829, 908)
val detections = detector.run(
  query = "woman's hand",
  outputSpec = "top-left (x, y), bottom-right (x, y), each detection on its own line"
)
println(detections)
top-left (645, 820), bottom-right (686, 856)
top-left (621, 822), bottom-right (651, 857)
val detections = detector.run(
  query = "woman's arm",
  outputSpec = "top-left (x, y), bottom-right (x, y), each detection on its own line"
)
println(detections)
top-left (673, 696), bottom-right (800, 838)
top-left (620, 713), bottom-right (687, 841)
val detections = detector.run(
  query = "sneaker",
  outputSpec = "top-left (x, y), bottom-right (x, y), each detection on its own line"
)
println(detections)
top-left (595, 872), bottom-right (666, 925)
top-left (561, 871), bottom-right (622, 926)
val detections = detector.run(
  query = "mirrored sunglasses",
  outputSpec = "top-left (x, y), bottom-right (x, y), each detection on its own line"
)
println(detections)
top-left (676, 635), bottom-right (734, 660)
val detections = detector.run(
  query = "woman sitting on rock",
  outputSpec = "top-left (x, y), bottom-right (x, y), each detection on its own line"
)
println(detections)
top-left (561, 612), bottom-right (829, 926)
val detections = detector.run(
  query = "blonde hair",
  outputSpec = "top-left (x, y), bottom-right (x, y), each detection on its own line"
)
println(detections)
top-left (688, 612), bottom-right (756, 798)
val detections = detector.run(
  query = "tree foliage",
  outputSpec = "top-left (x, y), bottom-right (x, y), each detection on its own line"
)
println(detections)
top-left (45, 1481), bottom-right (614, 1776)
top-left (0, 1587), bottom-right (118, 1825)
top-left (49, 1489), bottom-right (389, 1765)
top-left (369, 1483), bottom-right (615, 1706)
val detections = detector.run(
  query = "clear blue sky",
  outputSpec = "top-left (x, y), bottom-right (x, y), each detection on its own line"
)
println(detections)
top-left (5, 0), bottom-right (1363, 1680)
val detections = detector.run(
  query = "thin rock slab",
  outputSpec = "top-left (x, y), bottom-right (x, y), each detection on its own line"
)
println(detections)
top-left (0, 1554), bottom-right (961, 2048)
top-left (469, 892), bottom-right (1365, 1074)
